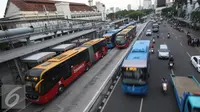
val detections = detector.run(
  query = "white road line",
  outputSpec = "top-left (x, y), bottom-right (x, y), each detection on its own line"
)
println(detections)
top-left (180, 42), bottom-right (183, 47)
top-left (186, 52), bottom-right (191, 57)
top-left (100, 77), bottom-right (121, 112)
top-left (139, 98), bottom-right (144, 112)
top-left (171, 69), bottom-right (174, 75)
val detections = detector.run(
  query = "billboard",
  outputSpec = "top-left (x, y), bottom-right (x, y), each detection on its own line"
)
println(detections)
top-left (157, 0), bottom-right (166, 7)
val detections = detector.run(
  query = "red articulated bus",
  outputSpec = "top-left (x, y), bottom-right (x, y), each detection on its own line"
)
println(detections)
top-left (115, 25), bottom-right (136, 49)
top-left (25, 38), bottom-right (108, 104)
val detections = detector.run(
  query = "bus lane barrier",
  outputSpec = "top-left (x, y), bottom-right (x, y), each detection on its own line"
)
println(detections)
top-left (84, 21), bottom-right (152, 112)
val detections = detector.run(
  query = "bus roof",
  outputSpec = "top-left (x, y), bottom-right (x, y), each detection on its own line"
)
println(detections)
top-left (83, 38), bottom-right (105, 46)
top-left (117, 28), bottom-right (132, 35)
top-left (35, 47), bottom-right (87, 70)
top-left (22, 52), bottom-right (56, 63)
top-left (126, 25), bottom-right (136, 29)
top-left (188, 96), bottom-right (200, 108)
top-left (107, 29), bottom-right (121, 34)
top-left (122, 40), bottom-right (150, 68)
top-left (52, 44), bottom-right (76, 52)
top-left (103, 33), bottom-right (114, 37)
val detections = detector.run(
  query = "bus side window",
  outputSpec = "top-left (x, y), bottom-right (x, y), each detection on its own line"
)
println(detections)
top-left (58, 62), bottom-right (71, 80)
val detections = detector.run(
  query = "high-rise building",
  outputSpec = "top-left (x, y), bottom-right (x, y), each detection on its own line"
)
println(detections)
top-left (143, 0), bottom-right (152, 9)
top-left (155, 0), bottom-right (166, 8)
top-left (127, 4), bottom-right (131, 10)
top-left (115, 7), bottom-right (121, 12)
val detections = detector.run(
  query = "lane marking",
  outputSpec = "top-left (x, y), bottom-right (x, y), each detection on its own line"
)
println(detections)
top-left (139, 98), bottom-right (144, 112)
top-left (180, 42), bottom-right (183, 47)
top-left (186, 52), bottom-right (191, 57)
top-left (100, 77), bottom-right (121, 112)
top-left (171, 69), bottom-right (174, 75)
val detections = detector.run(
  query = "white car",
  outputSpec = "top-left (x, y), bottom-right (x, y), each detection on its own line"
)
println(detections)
top-left (158, 44), bottom-right (170, 59)
top-left (146, 29), bottom-right (152, 36)
top-left (191, 56), bottom-right (200, 72)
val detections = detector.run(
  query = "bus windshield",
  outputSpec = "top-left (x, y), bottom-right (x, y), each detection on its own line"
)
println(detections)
top-left (193, 108), bottom-right (200, 112)
top-left (152, 24), bottom-right (159, 28)
top-left (27, 68), bottom-right (44, 77)
top-left (116, 35), bottom-right (126, 45)
top-left (122, 68), bottom-right (147, 85)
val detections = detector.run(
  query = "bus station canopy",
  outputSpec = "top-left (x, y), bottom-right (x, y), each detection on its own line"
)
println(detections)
top-left (122, 60), bottom-right (147, 68)
top-left (22, 52), bottom-right (56, 63)
top-left (52, 44), bottom-right (76, 52)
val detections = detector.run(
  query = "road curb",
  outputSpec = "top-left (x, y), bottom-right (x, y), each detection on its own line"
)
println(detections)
top-left (83, 21), bottom-right (152, 112)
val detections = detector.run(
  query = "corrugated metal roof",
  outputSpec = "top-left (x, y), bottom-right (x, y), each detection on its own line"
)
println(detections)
top-left (10, 0), bottom-right (94, 12)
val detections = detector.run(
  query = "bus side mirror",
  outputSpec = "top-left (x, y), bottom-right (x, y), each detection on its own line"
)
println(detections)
top-left (35, 79), bottom-right (44, 92)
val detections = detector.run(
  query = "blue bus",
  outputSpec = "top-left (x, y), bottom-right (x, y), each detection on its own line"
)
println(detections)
top-left (103, 29), bottom-right (121, 49)
top-left (121, 40), bottom-right (150, 95)
top-left (119, 21), bottom-right (137, 30)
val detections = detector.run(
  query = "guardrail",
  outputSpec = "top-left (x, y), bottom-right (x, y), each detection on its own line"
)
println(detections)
top-left (83, 21), bottom-right (152, 112)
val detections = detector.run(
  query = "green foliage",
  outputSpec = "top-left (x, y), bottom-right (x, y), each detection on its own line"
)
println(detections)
top-left (0, 43), bottom-right (9, 50)
top-left (191, 11), bottom-right (200, 23)
top-left (107, 13), bottom-right (115, 20)
top-left (198, 0), bottom-right (200, 5)
top-left (128, 11), bottom-right (145, 20)
top-left (107, 9), bottom-right (153, 20)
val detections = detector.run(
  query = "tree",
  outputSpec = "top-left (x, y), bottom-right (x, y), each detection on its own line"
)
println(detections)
top-left (197, 0), bottom-right (200, 5)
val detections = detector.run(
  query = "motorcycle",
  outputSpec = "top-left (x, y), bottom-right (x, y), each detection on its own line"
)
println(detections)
top-left (152, 39), bottom-right (155, 43)
top-left (150, 48), bottom-right (154, 54)
top-left (167, 34), bottom-right (170, 39)
top-left (168, 61), bottom-right (174, 69)
top-left (162, 81), bottom-right (168, 94)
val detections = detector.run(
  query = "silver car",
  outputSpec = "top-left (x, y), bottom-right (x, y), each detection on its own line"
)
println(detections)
top-left (158, 44), bottom-right (170, 59)
top-left (146, 29), bottom-right (152, 36)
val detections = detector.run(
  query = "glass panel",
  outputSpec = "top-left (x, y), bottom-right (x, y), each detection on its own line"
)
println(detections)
top-left (28, 68), bottom-right (44, 77)
top-left (122, 68), bottom-right (147, 85)
top-left (116, 36), bottom-right (126, 45)
top-left (25, 81), bottom-right (37, 92)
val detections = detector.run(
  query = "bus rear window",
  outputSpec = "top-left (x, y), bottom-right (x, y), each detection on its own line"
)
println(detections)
top-left (122, 68), bottom-right (147, 85)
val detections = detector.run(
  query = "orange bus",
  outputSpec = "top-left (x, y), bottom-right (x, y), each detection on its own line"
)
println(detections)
top-left (25, 38), bottom-right (108, 104)
top-left (115, 25), bottom-right (136, 48)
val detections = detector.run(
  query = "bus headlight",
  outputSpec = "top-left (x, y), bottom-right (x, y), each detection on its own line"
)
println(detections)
top-left (33, 77), bottom-right (38, 81)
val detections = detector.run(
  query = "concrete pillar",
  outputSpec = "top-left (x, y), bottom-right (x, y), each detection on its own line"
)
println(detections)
top-left (13, 59), bottom-right (24, 84)
top-left (54, 32), bottom-right (57, 38)
top-left (26, 37), bottom-right (31, 45)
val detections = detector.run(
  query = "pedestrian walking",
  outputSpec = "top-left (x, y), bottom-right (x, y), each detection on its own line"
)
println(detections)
top-left (197, 39), bottom-right (200, 47)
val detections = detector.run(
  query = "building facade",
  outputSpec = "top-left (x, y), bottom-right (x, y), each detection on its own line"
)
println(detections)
top-left (4, 0), bottom-right (106, 23)
top-left (143, 0), bottom-right (152, 9)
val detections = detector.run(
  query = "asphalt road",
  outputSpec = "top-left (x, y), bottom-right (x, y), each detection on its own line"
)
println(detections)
top-left (102, 21), bottom-right (200, 112)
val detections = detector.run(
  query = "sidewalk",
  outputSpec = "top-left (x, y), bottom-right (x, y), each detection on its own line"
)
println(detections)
top-left (183, 27), bottom-right (200, 38)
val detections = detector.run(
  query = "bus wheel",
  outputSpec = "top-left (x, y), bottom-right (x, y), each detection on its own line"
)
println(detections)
top-left (85, 65), bottom-right (89, 72)
top-left (58, 85), bottom-right (64, 94)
